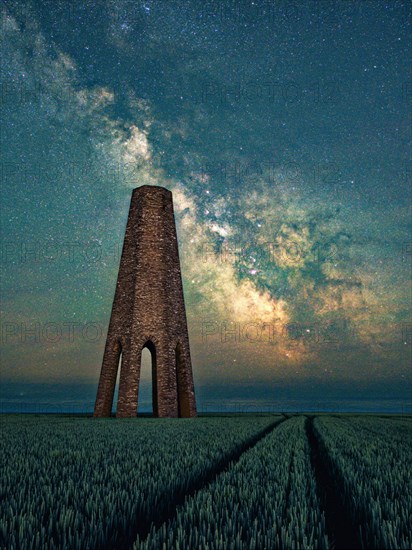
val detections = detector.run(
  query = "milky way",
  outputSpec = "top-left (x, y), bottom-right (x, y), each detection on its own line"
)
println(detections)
top-left (1, 1), bottom-right (411, 412)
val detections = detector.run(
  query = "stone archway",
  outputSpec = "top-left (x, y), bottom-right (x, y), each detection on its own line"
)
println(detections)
top-left (140, 340), bottom-right (158, 416)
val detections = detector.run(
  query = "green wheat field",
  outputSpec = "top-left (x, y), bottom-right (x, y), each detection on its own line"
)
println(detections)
top-left (1, 414), bottom-right (410, 549)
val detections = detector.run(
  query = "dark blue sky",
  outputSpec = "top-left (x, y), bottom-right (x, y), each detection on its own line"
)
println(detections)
top-left (1, 0), bottom-right (411, 412)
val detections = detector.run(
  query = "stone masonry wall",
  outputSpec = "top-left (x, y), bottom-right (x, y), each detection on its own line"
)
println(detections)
top-left (93, 185), bottom-right (197, 418)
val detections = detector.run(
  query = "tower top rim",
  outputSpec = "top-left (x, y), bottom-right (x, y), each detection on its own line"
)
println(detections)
top-left (132, 184), bottom-right (171, 195)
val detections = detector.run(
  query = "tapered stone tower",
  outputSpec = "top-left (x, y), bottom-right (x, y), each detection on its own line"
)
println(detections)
top-left (94, 185), bottom-right (197, 418)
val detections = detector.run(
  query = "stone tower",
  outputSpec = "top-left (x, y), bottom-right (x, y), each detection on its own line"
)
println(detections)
top-left (94, 185), bottom-right (197, 418)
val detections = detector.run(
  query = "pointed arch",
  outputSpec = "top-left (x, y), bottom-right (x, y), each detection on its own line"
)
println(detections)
top-left (112, 338), bottom-right (123, 415)
top-left (140, 339), bottom-right (158, 416)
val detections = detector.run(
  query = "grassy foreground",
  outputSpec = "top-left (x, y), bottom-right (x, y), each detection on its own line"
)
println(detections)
top-left (0, 414), bottom-right (410, 549)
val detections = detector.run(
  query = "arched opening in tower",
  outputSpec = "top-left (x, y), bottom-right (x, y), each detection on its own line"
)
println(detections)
top-left (175, 342), bottom-right (191, 418)
top-left (138, 340), bottom-right (158, 416)
top-left (113, 355), bottom-right (122, 416)
top-left (111, 339), bottom-right (122, 417)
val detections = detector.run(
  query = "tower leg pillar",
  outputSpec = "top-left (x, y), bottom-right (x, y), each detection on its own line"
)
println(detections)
top-left (116, 347), bottom-right (140, 418)
top-left (155, 347), bottom-right (179, 418)
top-left (176, 343), bottom-right (197, 418)
top-left (94, 339), bottom-right (121, 417)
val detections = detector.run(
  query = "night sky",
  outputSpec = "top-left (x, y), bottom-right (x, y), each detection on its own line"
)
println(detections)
top-left (1, 0), bottom-right (411, 413)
